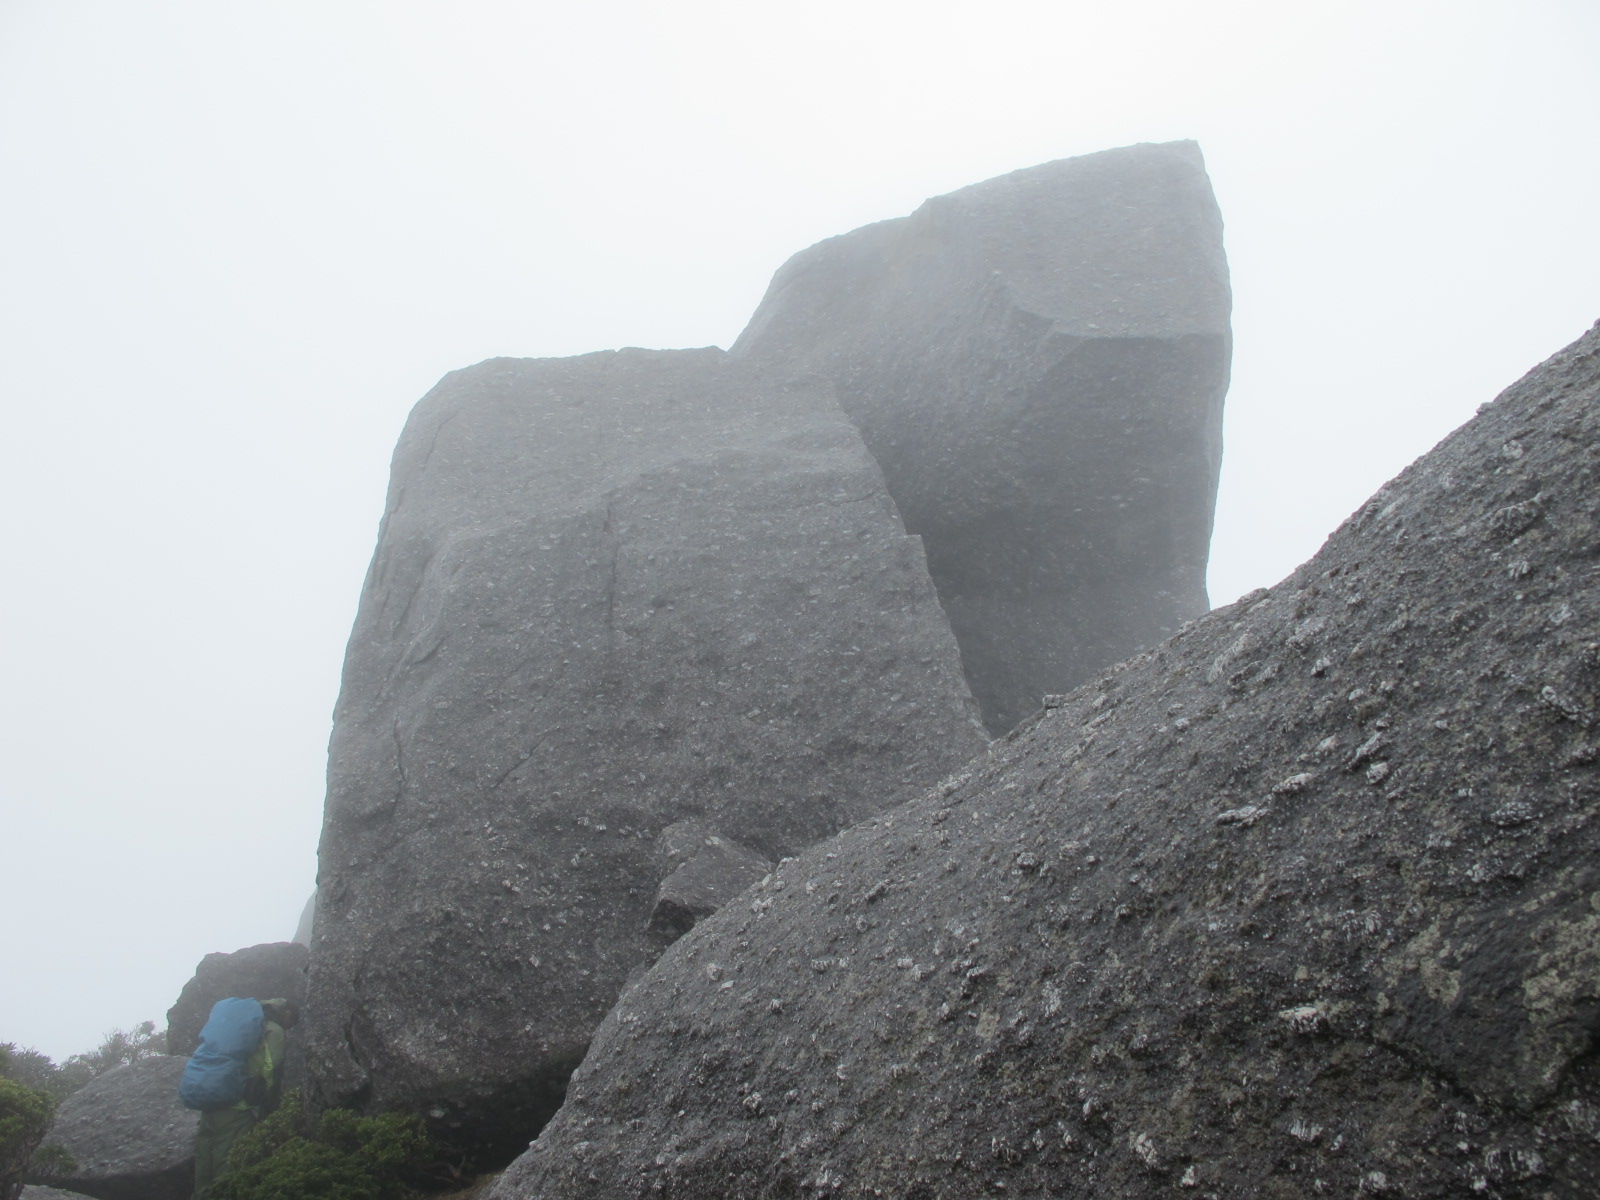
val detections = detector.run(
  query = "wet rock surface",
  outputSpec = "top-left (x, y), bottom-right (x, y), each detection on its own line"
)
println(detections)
top-left (307, 348), bottom-right (986, 1157)
top-left (494, 323), bottom-right (1600, 1198)
top-left (47, 1057), bottom-right (196, 1200)
top-left (734, 140), bottom-right (1231, 733)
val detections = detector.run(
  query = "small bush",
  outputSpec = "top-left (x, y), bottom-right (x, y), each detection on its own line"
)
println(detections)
top-left (212, 1091), bottom-right (443, 1200)
top-left (0, 1076), bottom-right (54, 1200)
top-left (1, 1021), bottom-right (166, 1103)
top-left (23, 1141), bottom-right (79, 1183)
top-left (215, 1139), bottom-right (381, 1200)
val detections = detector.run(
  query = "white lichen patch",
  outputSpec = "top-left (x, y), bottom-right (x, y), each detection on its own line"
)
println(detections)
top-left (1273, 772), bottom-right (1316, 795)
top-left (1129, 1130), bottom-right (1160, 1169)
top-left (1289, 1116), bottom-right (1325, 1142)
top-left (1277, 1004), bottom-right (1327, 1034)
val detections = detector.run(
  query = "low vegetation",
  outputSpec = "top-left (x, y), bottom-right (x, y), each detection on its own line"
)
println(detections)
top-left (214, 1089), bottom-right (455, 1200)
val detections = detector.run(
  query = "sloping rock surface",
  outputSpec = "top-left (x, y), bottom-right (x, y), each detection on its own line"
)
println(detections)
top-left (734, 140), bottom-right (1231, 733)
top-left (47, 1057), bottom-right (195, 1200)
top-left (21, 1188), bottom-right (100, 1200)
top-left (166, 941), bottom-right (309, 1094)
top-left (307, 348), bottom-right (986, 1157)
top-left (494, 323), bottom-right (1600, 1198)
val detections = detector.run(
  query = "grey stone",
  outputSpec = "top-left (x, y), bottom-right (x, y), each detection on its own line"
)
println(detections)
top-left (734, 139), bottom-right (1231, 734)
top-left (647, 825), bottom-right (772, 939)
top-left (46, 1057), bottom-right (195, 1200)
top-left (491, 322), bottom-right (1600, 1198)
top-left (306, 348), bottom-right (987, 1158)
top-left (21, 1189), bottom-right (100, 1200)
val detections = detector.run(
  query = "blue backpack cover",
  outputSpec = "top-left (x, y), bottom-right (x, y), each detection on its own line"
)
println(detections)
top-left (178, 997), bottom-right (264, 1110)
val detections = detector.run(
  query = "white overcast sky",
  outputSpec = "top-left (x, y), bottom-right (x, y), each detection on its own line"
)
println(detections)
top-left (1, 1), bottom-right (1596, 1061)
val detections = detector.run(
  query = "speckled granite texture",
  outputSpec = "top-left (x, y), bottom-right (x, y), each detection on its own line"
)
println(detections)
top-left (494, 324), bottom-right (1600, 1197)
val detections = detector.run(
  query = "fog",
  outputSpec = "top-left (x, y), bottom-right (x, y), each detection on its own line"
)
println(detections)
top-left (1, 0), bottom-right (1596, 1061)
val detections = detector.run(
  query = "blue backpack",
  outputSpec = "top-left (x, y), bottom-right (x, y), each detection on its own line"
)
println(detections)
top-left (178, 997), bottom-right (264, 1110)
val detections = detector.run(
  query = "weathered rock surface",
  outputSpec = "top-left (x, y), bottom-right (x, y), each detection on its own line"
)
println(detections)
top-left (21, 1188), bottom-right (100, 1200)
top-left (735, 140), bottom-right (1231, 734)
top-left (494, 323), bottom-right (1600, 1198)
top-left (307, 348), bottom-right (987, 1157)
top-left (47, 1057), bottom-right (195, 1200)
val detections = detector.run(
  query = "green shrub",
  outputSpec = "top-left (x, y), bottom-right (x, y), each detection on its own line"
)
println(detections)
top-left (1, 1021), bottom-right (166, 1103)
top-left (224, 1090), bottom-right (311, 1173)
top-left (23, 1141), bottom-right (79, 1183)
top-left (0, 1076), bottom-right (54, 1200)
top-left (214, 1139), bottom-right (381, 1200)
top-left (212, 1091), bottom-right (443, 1200)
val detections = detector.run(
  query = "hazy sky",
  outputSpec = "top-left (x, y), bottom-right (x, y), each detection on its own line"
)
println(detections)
top-left (2, 0), bottom-right (1596, 1062)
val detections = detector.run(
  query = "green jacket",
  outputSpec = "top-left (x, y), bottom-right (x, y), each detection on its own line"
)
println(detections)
top-left (238, 1019), bottom-right (286, 1111)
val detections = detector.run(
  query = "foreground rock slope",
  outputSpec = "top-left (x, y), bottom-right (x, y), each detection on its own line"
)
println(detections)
top-left (735, 139), bottom-right (1231, 733)
top-left (307, 349), bottom-right (985, 1155)
top-left (495, 323), bottom-right (1600, 1198)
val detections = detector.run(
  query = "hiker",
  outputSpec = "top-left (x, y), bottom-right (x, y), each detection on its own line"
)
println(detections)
top-left (188, 997), bottom-right (298, 1199)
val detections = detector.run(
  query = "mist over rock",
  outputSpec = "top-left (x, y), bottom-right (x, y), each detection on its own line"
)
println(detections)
top-left (493, 324), bottom-right (1600, 1198)
top-left (46, 1057), bottom-right (195, 1200)
top-left (734, 139), bottom-right (1231, 733)
top-left (293, 894), bottom-right (314, 946)
top-left (306, 349), bottom-right (986, 1156)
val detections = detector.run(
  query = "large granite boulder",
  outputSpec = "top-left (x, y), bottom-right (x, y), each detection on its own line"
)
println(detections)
top-left (47, 1058), bottom-right (195, 1200)
top-left (734, 139), bottom-right (1231, 733)
top-left (307, 348), bottom-right (987, 1157)
top-left (493, 322), bottom-right (1600, 1198)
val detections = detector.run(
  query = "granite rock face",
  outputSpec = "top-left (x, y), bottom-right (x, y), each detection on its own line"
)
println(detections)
top-left (494, 323), bottom-right (1600, 1198)
top-left (735, 140), bottom-right (1231, 734)
top-left (47, 1058), bottom-right (195, 1200)
top-left (307, 349), bottom-right (986, 1157)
